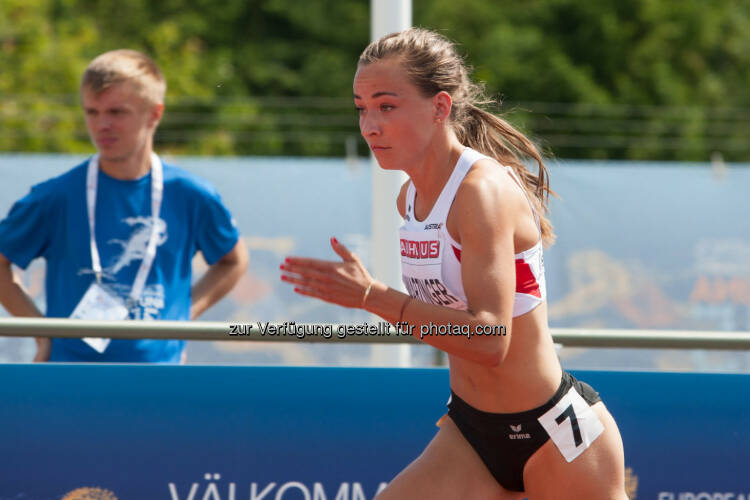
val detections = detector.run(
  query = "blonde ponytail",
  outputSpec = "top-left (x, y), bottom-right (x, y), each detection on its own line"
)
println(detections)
top-left (458, 104), bottom-right (555, 244)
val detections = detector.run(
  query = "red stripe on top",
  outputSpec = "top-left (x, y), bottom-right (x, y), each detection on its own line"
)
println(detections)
top-left (454, 246), bottom-right (540, 298)
top-left (515, 259), bottom-right (541, 297)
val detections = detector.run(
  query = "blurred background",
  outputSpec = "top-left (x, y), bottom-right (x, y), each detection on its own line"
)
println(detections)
top-left (1, 0), bottom-right (748, 370)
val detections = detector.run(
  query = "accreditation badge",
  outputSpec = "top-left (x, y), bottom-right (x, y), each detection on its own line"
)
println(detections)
top-left (70, 282), bottom-right (129, 353)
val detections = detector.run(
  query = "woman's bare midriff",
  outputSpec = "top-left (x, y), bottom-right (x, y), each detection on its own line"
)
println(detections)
top-left (448, 302), bottom-right (563, 413)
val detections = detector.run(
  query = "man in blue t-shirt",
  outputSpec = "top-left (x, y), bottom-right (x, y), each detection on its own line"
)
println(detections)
top-left (0, 49), bottom-right (248, 363)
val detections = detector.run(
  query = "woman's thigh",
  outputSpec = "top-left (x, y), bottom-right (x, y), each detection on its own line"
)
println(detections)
top-left (375, 417), bottom-right (524, 500)
top-left (522, 402), bottom-right (629, 500)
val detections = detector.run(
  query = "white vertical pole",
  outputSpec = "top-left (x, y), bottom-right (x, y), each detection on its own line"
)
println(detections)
top-left (370, 0), bottom-right (412, 367)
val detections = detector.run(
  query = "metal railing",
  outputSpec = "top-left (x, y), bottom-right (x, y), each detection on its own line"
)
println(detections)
top-left (1, 318), bottom-right (749, 350)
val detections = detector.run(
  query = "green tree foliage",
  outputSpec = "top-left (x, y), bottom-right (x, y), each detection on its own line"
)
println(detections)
top-left (1, 0), bottom-right (749, 160)
top-left (418, 0), bottom-right (750, 160)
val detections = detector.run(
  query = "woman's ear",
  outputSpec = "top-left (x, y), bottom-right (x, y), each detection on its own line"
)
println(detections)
top-left (432, 91), bottom-right (453, 123)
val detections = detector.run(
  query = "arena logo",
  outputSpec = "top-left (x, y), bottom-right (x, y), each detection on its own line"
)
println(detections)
top-left (658, 493), bottom-right (750, 500)
top-left (168, 474), bottom-right (388, 500)
top-left (400, 239), bottom-right (439, 259)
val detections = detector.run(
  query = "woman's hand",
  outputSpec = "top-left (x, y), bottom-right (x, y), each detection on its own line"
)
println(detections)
top-left (281, 237), bottom-right (376, 309)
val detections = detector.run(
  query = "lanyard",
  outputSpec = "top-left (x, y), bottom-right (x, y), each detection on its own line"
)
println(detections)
top-left (86, 153), bottom-right (164, 305)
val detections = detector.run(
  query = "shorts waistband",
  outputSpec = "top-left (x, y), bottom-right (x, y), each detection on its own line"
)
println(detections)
top-left (448, 372), bottom-right (574, 424)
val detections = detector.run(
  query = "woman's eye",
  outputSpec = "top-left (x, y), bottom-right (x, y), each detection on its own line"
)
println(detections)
top-left (381, 104), bottom-right (394, 111)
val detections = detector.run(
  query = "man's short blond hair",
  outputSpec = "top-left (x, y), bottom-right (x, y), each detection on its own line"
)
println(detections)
top-left (81, 49), bottom-right (166, 105)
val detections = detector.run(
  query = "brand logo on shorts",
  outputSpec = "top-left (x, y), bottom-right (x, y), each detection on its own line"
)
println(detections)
top-left (508, 424), bottom-right (531, 440)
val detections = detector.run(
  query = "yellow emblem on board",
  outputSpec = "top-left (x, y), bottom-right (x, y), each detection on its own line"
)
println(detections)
top-left (624, 467), bottom-right (638, 499)
top-left (62, 487), bottom-right (118, 500)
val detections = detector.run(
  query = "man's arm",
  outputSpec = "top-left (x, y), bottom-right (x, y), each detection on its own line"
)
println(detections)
top-left (0, 253), bottom-right (49, 361)
top-left (190, 239), bottom-right (249, 320)
top-left (0, 253), bottom-right (43, 317)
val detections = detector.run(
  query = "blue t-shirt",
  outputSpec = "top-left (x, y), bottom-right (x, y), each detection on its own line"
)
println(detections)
top-left (0, 158), bottom-right (240, 362)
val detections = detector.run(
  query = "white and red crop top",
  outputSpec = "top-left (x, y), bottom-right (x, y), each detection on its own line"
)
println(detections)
top-left (399, 147), bottom-right (546, 317)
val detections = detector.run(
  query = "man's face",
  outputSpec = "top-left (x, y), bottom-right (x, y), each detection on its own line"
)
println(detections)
top-left (81, 82), bottom-right (163, 163)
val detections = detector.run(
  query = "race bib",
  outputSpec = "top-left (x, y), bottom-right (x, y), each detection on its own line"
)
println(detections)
top-left (70, 283), bottom-right (129, 353)
top-left (537, 387), bottom-right (605, 462)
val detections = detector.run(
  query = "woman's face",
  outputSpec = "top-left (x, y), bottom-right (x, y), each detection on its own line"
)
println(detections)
top-left (354, 57), bottom-right (437, 171)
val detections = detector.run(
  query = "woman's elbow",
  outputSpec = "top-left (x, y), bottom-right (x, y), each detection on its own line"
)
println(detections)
top-left (469, 315), bottom-right (510, 367)
top-left (476, 346), bottom-right (505, 367)
top-left (472, 335), bottom-right (510, 368)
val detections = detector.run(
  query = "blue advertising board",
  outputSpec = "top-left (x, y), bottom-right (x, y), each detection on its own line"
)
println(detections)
top-left (0, 365), bottom-right (748, 499)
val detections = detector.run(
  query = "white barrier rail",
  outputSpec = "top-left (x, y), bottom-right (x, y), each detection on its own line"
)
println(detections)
top-left (0, 318), bottom-right (749, 350)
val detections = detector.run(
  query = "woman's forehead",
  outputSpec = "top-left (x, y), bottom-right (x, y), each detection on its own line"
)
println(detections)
top-left (353, 59), bottom-right (412, 97)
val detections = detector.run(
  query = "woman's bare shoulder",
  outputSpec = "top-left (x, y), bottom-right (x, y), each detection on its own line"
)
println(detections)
top-left (453, 159), bottom-right (522, 224)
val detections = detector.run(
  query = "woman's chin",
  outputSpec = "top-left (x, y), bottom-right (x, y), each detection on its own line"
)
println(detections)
top-left (372, 155), bottom-right (401, 171)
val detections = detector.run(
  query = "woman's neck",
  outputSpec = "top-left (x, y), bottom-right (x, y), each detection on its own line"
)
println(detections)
top-left (407, 132), bottom-right (465, 206)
